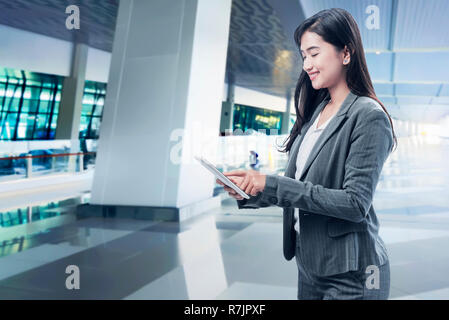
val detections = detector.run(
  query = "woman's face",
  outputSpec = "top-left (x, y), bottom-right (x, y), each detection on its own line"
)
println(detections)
top-left (300, 31), bottom-right (348, 89)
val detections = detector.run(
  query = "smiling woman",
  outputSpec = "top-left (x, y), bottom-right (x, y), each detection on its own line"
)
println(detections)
top-left (221, 8), bottom-right (395, 301)
top-left (300, 31), bottom-right (351, 89)
top-left (284, 8), bottom-right (397, 155)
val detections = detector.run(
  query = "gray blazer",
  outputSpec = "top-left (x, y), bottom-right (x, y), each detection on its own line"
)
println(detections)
top-left (236, 90), bottom-right (393, 276)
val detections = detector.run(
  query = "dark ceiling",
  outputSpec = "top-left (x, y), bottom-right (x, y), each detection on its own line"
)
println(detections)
top-left (0, 0), bottom-right (118, 52)
top-left (2, 0), bottom-right (447, 122)
top-left (0, 0), bottom-right (301, 99)
top-left (225, 0), bottom-right (304, 98)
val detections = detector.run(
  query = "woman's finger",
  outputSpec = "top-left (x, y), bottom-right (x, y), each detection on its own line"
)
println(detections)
top-left (240, 174), bottom-right (250, 191)
top-left (229, 177), bottom-right (242, 188)
top-left (245, 181), bottom-right (254, 195)
top-left (232, 192), bottom-right (243, 200)
top-left (249, 186), bottom-right (257, 196)
top-left (218, 178), bottom-right (243, 200)
top-left (232, 191), bottom-right (243, 199)
top-left (223, 170), bottom-right (246, 177)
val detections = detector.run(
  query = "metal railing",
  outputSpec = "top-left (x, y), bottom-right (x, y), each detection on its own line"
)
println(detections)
top-left (0, 151), bottom-right (96, 182)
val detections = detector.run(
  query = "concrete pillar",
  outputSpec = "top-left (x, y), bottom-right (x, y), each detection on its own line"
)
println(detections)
top-left (55, 43), bottom-right (87, 141)
top-left (281, 90), bottom-right (292, 134)
top-left (86, 0), bottom-right (232, 222)
top-left (219, 82), bottom-right (234, 135)
top-left (55, 43), bottom-right (87, 172)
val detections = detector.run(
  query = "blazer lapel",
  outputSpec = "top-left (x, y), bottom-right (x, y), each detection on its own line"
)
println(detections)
top-left (284, 93), bottom-right (331, 178)
top-left (298, 90), bottom-right (359, 180)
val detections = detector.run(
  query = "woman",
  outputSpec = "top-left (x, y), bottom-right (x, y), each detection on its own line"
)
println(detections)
top-left (217, 8), bottom-right (397, 300)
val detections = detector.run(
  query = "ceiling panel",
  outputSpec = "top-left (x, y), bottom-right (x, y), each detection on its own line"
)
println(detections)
top-left (296, 0), bottom-right (449, 122)
top-left (396, 96), bottom-right (433, 105)
top-left (394, 51), bottom-right (449, 83)
top-left (299, 0), bottom-right (394, 50)
top-left (373, 83), bottom-right (394, 95)
top-left (394, 0), bottom-right (449, 50)
top-left (365, 52), bottom-right (394, 81)
top-left (395, 83), bottom-right (442, 96)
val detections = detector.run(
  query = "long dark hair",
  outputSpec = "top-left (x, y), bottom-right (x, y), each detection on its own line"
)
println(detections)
top-left (279, 8), bottom-right (397, 153)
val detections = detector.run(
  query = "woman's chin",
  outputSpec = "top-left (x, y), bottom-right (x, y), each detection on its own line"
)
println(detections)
top-left (311, 81), bottom-right (322, 89)
top-left (312, 79), bottom-right (329, 90)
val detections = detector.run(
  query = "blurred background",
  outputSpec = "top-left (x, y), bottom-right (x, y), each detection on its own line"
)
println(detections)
top-left (0, 0), bottom-right (448, 300)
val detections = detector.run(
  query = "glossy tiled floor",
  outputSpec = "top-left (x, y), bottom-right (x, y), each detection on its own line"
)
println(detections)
top-left (1, 136), bottom-right (449, 299)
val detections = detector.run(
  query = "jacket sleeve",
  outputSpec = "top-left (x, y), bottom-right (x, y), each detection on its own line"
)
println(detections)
top-left (236, 190), bottom-right (273, 209)
top-left (255, 108), bottom-right (393, 223)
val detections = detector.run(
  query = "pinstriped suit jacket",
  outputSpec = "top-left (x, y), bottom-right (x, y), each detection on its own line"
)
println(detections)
top-left (236, 90), bottom-right (393, 276)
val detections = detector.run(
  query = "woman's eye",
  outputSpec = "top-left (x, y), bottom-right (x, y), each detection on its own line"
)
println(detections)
top-left (302, 53), bottom-right (318, 59)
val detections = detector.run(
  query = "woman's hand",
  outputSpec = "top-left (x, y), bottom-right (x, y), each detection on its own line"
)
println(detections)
top-left (223, 169), bottom-right (266, 196)
top-left (216, 176), bottom-right (245, 200)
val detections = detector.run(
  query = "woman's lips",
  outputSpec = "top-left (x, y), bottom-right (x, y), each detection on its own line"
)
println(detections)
top-left (309, 72), bottom-right (319, 81)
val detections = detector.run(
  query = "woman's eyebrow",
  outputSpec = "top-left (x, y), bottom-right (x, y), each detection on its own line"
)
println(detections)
top-left (300, 46), bottom-right (320, 53)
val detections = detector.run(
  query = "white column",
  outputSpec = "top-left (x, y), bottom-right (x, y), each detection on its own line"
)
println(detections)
top-left (55, 43), bottom-right (87, 141)
top-left (90, 0), bottom-right (232, 219)
top-left (55, 43), bottom-right (88, 172)
top-left (281, 91), bottom-right (292, 134)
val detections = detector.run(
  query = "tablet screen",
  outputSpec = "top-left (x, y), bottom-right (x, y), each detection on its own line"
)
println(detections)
top-left (194, 156), bottom-right (250, 199)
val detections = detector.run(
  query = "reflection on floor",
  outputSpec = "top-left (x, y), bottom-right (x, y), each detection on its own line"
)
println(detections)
top-left (0, 136), bottom-right (449, 299)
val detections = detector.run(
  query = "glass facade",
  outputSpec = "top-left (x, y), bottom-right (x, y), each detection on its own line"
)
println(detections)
top-left (290, 114), bottom-right (296, 132)
top-left (0, 68), bottom-right (62, 140)
top-left (233, 103), bottom-right (283, 134)
top-left (0, 196), bottom-right (87, 228)
top-left (0, 67), bottom-right (106, 141)
top-left (80, 80), bottom-right (106, 139)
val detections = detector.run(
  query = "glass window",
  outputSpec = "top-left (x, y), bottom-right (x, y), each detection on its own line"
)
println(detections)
top-left (22, 99), bottom-right (39, 113)
top-left (50, 115), bottom-right (58, 130)
top-left (90, 117), bottom-right (101, 135)
top-left (81, 103), bottom-right (93, 116)
top-left (79, 116), bottom-right (89, 136)
top-left (17, 113), bottom-right (35, 139)
top-left (233, 104), bottom-right (283, 134)
top-left (80, 81), bottom-right (106, 139)
top-left (1, 112), bottom-right (18, 140)
top-left (0, 67), bottom-right (62, 140)
top-left (0, 67), bottom-right (106, 141)
top-left (54, 102), bottom-right (60, 114)
top-left (33, 113), bottom-right (50, 139)
top-left (10, 98), bottom-right (21, 112)
top-left (290, 114), bottom-right (296, 132)
top-left (93, 96), bottom-right (104, 116)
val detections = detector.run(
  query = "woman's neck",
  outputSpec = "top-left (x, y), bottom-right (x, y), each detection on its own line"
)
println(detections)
top-left (327, 81), bottom-right (350, 110)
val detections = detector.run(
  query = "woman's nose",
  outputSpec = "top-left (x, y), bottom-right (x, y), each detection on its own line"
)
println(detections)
top-left (303, 60), bottom-right (313, 72)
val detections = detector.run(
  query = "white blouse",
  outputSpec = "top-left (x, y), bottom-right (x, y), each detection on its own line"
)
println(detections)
top-left (294, 109), bottom-right (335, 234)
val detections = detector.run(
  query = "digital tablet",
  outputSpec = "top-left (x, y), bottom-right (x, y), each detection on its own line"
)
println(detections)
top-left (194, 156), bottom-right (250, 199)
